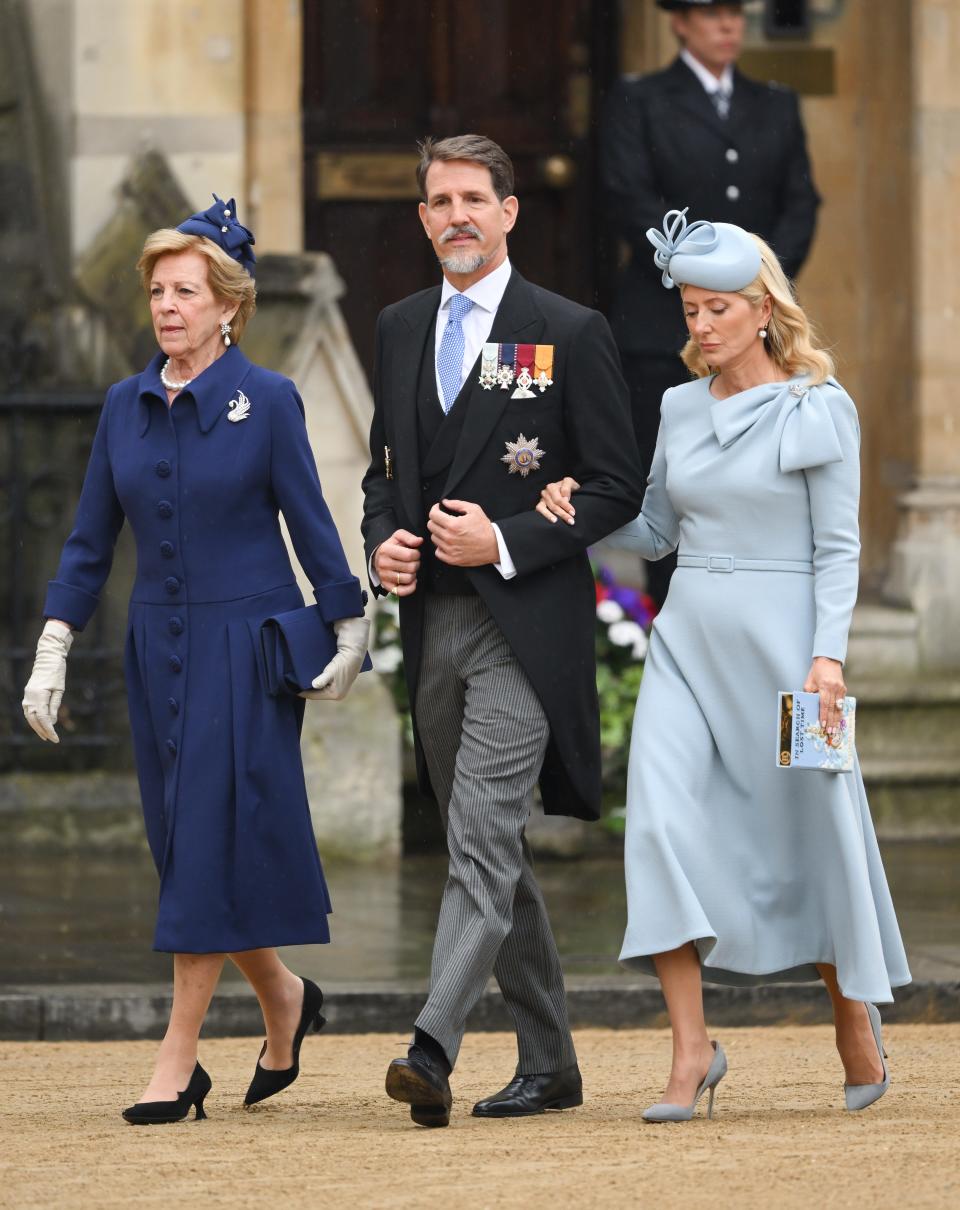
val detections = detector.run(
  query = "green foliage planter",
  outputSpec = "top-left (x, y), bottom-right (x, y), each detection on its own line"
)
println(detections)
top-left (596, 661), bottom-right (644, 834)
top-left (593, 564), bottom-right (655, 832)
top-left (371, 564), bottom-right (656, 830)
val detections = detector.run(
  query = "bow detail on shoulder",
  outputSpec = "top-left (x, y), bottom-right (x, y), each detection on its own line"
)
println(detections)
top-left (646, 208), bottom-right (719, 289)
top-left (710, 379), bottom-right (846, 473)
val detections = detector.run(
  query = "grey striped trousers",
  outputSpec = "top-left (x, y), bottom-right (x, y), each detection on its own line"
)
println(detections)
top-left (413, 594), bottom-right (577, 1074)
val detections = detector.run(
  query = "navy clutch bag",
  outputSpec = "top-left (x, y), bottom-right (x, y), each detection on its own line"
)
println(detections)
top-left (260, 605), bottom-right (372, 697)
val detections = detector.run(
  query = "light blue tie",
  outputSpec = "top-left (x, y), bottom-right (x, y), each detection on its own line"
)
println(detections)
top-left (437, 293), bottom-right (474, 413)
top-left (712, 84), bottom-right (731, 120)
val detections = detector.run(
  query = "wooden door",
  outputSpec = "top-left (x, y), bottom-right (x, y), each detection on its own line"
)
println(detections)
top-left (302, 0), bottom-right (618, 378)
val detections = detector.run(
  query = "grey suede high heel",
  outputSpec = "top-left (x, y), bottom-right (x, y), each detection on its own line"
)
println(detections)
top-left (844, 1002), bottom-right (890, 1112)
top-left (642, 1041), bottom-right (728, 1123)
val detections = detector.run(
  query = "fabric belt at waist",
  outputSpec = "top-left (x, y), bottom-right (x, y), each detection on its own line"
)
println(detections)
top-left (677, 554), bottom-right (814, 575)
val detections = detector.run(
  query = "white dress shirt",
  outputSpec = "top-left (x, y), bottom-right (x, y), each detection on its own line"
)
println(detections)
top-left (370, 255), bottom-right (518, 586)
top-left (434, 255), bottom-right (513, 400)
top-left (680, 48), bottom-right (734, 102)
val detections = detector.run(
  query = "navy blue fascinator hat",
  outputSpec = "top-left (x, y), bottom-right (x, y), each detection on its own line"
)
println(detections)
top-left (177, 194), bottom-right (256, 277)
top-left (647, 208), bottom-right (761, 292)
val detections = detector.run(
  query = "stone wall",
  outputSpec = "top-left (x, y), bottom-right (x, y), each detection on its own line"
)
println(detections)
top-left (885, 0), bottom-right (960, 669)
top-left (22, 0), bottom-right (302, 261)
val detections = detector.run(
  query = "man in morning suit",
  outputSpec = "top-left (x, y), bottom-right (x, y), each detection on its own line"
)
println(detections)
top-left (362, 135), bottom-right (642, 1128)
top-left (601, 0), bottom-right (820, 606)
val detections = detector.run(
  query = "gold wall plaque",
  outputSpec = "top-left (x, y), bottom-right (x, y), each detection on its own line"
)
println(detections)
top-left (738, 47), bottom-right (836, 96)
top-left (314, 152), bottom-right (421, 201)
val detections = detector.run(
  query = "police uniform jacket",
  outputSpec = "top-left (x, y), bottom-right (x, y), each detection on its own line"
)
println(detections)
top-left (602, 57), bottom-right (820, 354)
top-left (44, 346), bottom-right (365, 953)
top-left (361, 269), bottom-right (644, 821)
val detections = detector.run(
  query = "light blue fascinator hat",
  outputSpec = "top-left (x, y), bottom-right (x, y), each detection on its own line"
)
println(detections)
top-left (647, 208), bottom-right (761, 292)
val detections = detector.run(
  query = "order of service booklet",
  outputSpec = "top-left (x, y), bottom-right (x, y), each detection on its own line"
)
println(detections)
top-left (777, 691), bottom-right (856, 773)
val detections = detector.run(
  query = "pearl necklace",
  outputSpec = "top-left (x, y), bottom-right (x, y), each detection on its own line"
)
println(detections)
top-left (160, 358), bottom-right (192, 391)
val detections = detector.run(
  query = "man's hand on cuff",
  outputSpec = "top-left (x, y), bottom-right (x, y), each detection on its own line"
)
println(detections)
top-left (373, 531), bottom-right (422, 596)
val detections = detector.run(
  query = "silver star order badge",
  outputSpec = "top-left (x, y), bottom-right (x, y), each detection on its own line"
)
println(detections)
top-left (501, 433), bottom-right (545, 477)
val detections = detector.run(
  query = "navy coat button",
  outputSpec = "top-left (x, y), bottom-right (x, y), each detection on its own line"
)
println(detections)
top-left (156, 459), bottom-right (172, 478)
top-left (168, 697), bottom-right (179, 714)
top-left (160, 540), bottom-right (175, 558)
top-left (164, 576), bottom-right (180, 595)
top-left (169, 655), bottom-right (182, 673)
top-left (166, 739), bottom-right (177, 756)
top-left (157, 500), bottom-right (173, 518)
top-left (168, 616), bottom-right (184, 635)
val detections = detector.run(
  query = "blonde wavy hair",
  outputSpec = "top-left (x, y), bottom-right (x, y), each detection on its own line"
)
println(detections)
top-left (137, 230), bottom-right (257, 342)
top-left (680, 233), bottom-right (834, 385)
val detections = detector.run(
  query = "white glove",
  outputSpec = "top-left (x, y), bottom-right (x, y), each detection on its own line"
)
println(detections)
top-left (301, 616), bottom-right (371, 702)
top-left (22, 620), bottom-right (74, 743)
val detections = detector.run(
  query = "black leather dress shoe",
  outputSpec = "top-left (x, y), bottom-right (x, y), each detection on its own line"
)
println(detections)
top-left (472, 1066), bottom-right (583, 1118)
top-left (385, 1045), bottom-right (452, 1128)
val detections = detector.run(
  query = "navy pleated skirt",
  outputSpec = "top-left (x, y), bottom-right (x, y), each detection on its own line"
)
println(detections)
top-left (124, 582), bottom-right (332, 953)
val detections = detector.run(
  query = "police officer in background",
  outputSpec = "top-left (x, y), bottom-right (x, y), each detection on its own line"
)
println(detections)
top-left (601, 0), bottom-right (820, 607)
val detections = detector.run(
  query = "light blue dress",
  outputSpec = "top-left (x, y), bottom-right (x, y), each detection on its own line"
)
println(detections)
top-left (611, 374), bottom-right (910, 1001)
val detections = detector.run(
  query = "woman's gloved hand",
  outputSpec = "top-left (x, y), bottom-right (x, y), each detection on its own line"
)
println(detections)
top-left (22, 620), bottom-right (74, 742)
top-left (301, 616), bottom-right (371, 702)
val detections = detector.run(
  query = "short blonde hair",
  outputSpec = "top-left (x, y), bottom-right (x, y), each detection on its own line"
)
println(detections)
top-left (680, 233), bottom-right (834, 385)
top-left (137, 230), bottom-right (257, 342)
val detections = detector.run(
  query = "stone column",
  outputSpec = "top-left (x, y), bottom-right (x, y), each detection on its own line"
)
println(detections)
top-left (885, 0), bottom-right (960, 669)
top-left (24, 0), bottom-right (305, 260)
top-left (25, 0), bottom-right (247, 257)
top-left (243, 0), bottom-right (303, 253)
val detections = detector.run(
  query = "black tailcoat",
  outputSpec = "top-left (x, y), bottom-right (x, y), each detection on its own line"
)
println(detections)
top-left (601, 57), bottom-right (821, 354)
top-left (361, 269), bottom-right (643, 820)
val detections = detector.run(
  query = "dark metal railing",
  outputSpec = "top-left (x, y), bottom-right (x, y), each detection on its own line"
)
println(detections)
top-left (1, 394), bottom-right (129, 771)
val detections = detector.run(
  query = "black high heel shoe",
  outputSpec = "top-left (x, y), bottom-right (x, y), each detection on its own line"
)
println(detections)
top-left (243, 977), bottom-right (326, 1107)
top-left (121, 1062), bottom-right (211, 1125)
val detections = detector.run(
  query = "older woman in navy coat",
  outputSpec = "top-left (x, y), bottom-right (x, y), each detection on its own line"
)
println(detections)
top-left (21, 198), bottom-right (370, 1123)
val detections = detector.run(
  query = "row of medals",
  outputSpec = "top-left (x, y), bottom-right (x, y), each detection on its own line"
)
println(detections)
top-left (480, 343), bottom-right (554, 399)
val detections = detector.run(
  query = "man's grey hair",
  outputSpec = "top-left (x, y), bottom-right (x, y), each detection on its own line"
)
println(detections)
top-left (416, 134), bottom-right (515, 202)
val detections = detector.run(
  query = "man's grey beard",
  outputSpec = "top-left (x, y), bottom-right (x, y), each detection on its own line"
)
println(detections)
top-left (438, 248), bottom-right (491, 275)
top-left (437, 224), bottom-right (491, 275)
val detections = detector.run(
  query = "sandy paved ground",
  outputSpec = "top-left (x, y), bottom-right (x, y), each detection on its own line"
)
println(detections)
top-left (2, 1026), bottom-right (958, 1209)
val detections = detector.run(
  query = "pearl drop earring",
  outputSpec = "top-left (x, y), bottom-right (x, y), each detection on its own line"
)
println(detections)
top-left (758, 328), bottom-right (768, 339)
top-left (220, 321), bottom-right (232, 348)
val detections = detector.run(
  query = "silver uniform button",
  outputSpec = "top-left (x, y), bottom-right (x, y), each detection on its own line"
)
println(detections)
top-left (726, 184), bottom-right (740, 201)
top-left (726, 148), bottom-right (739, 163)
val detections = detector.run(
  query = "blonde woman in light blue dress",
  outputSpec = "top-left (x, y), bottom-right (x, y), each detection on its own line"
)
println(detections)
top-left (537, 211), bottom-right (910, 1120)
